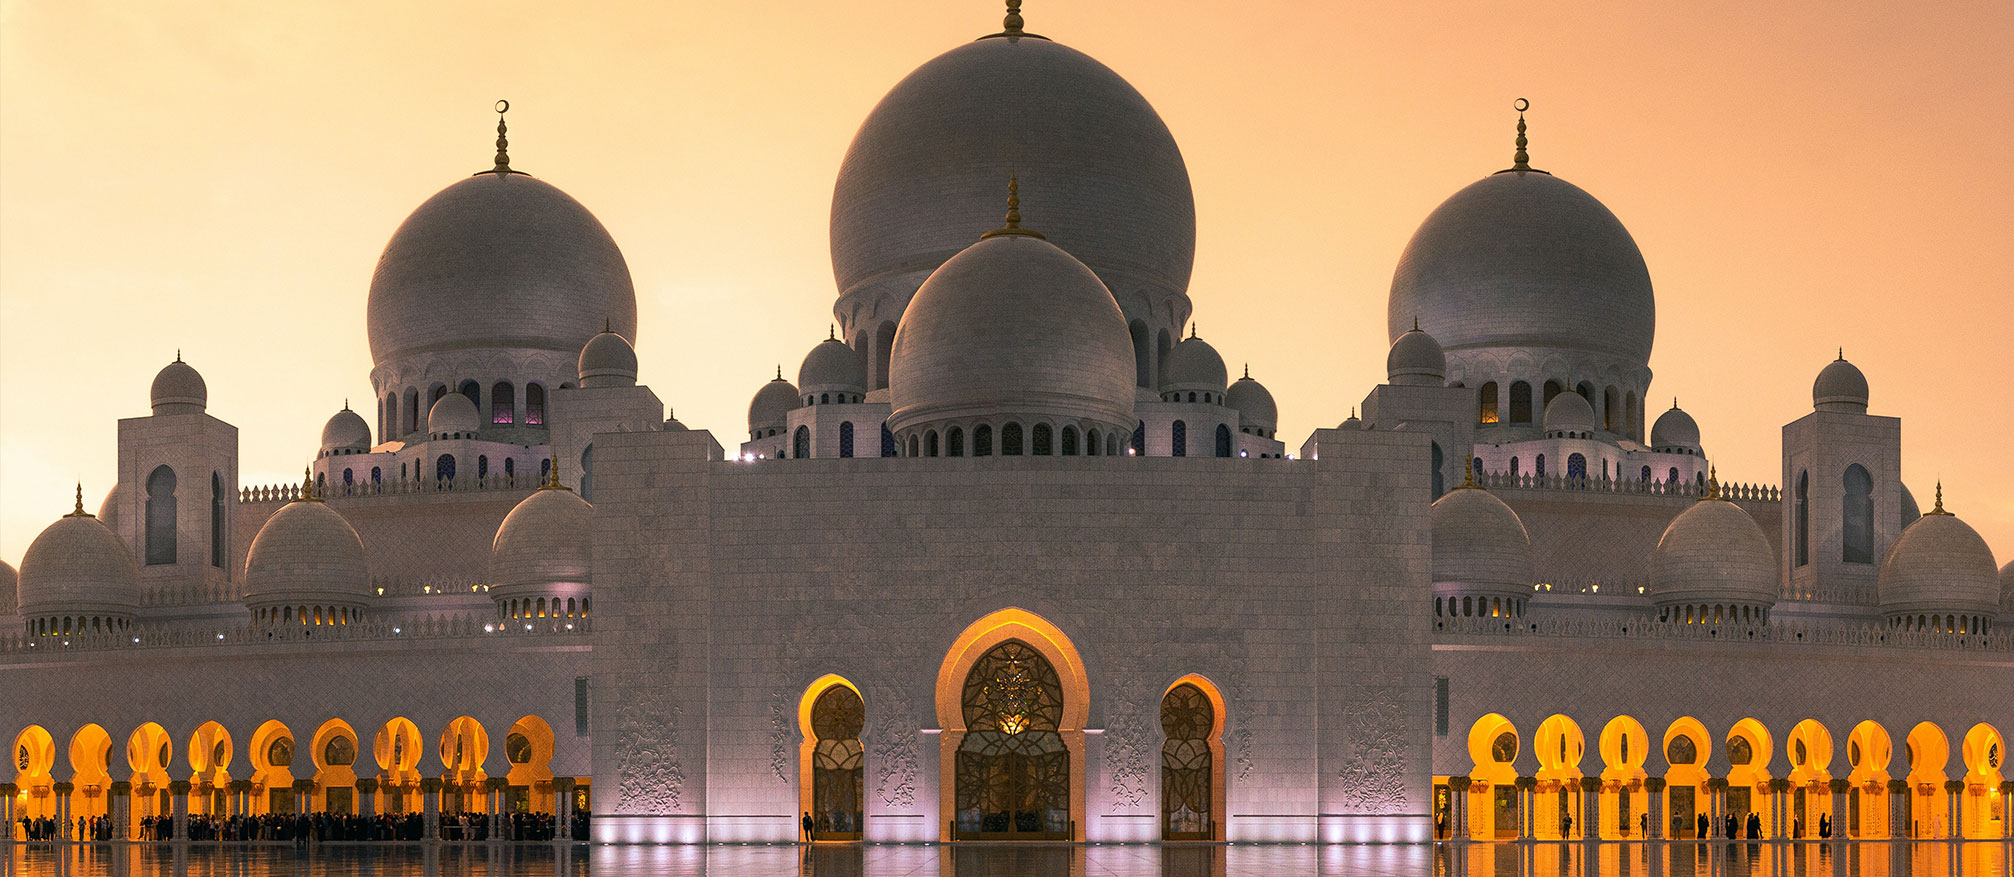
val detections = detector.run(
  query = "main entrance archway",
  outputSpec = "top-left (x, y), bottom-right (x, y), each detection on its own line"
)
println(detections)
top-left (935, 608), bottom-right (1089, 842)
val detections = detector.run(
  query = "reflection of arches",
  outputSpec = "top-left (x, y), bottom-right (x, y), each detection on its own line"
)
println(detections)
top-left (1785, 719), bottom-right (1835, 838)
top-left (1598, 716), bottom-right (1648, 838)
top-left (504, 715), bottom-right (556, 815)
top-left (1726, 718), bottom-right (1775, 837)
top-left (13, 725), bottom-right (57, 819)
top-left (1467, 714), bottom-right (1522, 840)
top-left (935, 608), bottom-right (1089, 841)
top-left (1905, 721), bottom-right (1951, 837)
top-left (1160, 676), bottom-right (1225, 840)
top-left (1662, 718), bottom-right (1710, 838)
top-left (66, 724), bottom-right (114, 821)
top-left (1846, 720), bottom-right (1893, 838)
top-left (310, 719), bottom-right (359, 814)
top-left (1959, 723), bottom-right (2005, 839)
top-left (797, 676), bottom-right (864, 840)
top-left (374, 718), bottom-right (423, 814)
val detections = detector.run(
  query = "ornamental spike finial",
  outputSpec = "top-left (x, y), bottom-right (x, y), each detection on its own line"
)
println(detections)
top-left (1928, 481), bottom-right (1951, 515)
top-left (65, 482), bottom-right (91, 518)
top-left (828, 324), bottom-right (836, 342)
top-left (981, 175), bottom-right (1046, 239)
top-left (1512, 98), bottom-right (1530, 170)
top-left (1701, 465), bottom-right (1721, 501)
top-left (775, 364), bottom-right (783, 381)
top-left (542, 454), bottom-right (568, 491)
top-left (492, 100), bottom-right (511, 175)
top-left (1003, 0), bottom-right (1024, 37)
top-left (1243, 363), bottom-right (1250, 380)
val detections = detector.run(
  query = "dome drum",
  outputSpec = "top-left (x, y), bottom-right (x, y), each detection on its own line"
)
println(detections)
top-left (150, 359), bottom-right (208, 416)
top-left (891, 414), bottom-right (1133, 459)
top-left (578, 330), bottom-right (639, 389)
top-left (1431, 485), bottom-right (1535, 618)
top-left (798, 336), bottom-right (868, 401)
top-left (17, 507), bottom-right (142, 635)
top-left (489, 484), bottom-right (593, 619)
top-left (1650, 493), bottom-right (1778, 620)
top-left (1877, 509), bottom-right (1999, 630)
top-left (242, 497), bottom-right (372, 623)
top-left (371, 349), bottom-right (576, 444)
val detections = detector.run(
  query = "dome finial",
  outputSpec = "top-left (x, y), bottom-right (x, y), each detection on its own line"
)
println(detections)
top-left (491, 99), bottom-right (512, 176)
top-left (1243, 363), bottom-right (1250, 380)
top-left (1928, 481), bottom-right (1952, 516)
top-left (175, 349), bottom-right (182, 363)
top-left (299, 466), bottom-right (322, 503)
top-left (541, 454), bottom-right (570, 491)
top-left (1701, 465), bottom-right (1721, 501)
top-left (981, 175), bottom-right (1047, 240)
top-left (1837, 347), bottom-right (1845, 361)
top-left (828, 323), bottom-right (836, 342)
top-left (1003, 0), bottom-right (1024, 37)
top-left (604, 317), bottom-right (612, 334)
top-left (1456, 460), bottom-right (1483, 490)
top-left (776, 364), bottom-right (783, 381)
top-left (1512, 98), bottom-right (1530, 170)
top-left (65, 482), bottom-right (92, 518)
top-left (1412, 315), bottom-right (1420, 332)
top-left (1672, 396), bottom-right (1679, 410)
top-left (1188, 322), bottom-right (1198, 340)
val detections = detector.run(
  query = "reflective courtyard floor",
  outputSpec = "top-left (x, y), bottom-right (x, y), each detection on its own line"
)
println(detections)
top-left (3, 840), bottom-right (2010, 877)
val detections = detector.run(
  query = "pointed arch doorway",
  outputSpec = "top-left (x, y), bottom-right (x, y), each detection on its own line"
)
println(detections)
top-left (936, 608), bottom-right (1090, 841)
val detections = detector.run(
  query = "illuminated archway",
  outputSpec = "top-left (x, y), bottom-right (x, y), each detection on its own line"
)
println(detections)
top-left (309, 719), bottom-right (360, 815)
top-left (1725, 718), bottom-right (1775, 837)
top-left (1784, 719), bottom-right (1834, 838)
top-left (1845, 720), bottom-right (1892, 838)
top-left (437, 716), bottom-right (489, 816)
top-left (1662, 717), bottom-right (1711, 838)
top-left (503, 715), bottom-right (556, 816)
top-left (797, 675), bottom-right (864, 840)
top-left (1531, 714), bottom-right (1582, 839)
top-left (66, 724), bottom-right (114, 823)
top-left (1466, 713), bottom-right (1521, 840)
top-left (374, 717), bottom-right (423, 814)
top-left (1959, 723), bottom-right (2003, 839)
top-left (1598, 716), bottom-right (1649, 838)
top-left (186, 721), bottom-right (233, 817)
top-left (1905, 721), bottom-right (1950, 838)
top-left (248, 720), bottom-right (296, 815)
top-left (1159, 675), bottom-right (1225, 841)
top-left (935, 608), bottom-right (1089, 841)
top-left (124, 723), bottom-right (173, 832)
top-left (12, 726), bottom-right (57, 821)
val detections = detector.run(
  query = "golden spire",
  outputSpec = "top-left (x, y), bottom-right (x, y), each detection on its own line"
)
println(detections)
top-left (64, 482), bottom-right (93, 518)
top-left (490, 100), bottom-right (512, 176)
top-left (1498, 99), bottom-right (1548, 175)
top-left (1455, 460), bottom-right (1483, 490)
top-left (1412, 316), bottom-right (1420, 333)
top-left (541, 454), bottom-right (570, 491)
top-left (1242, 363), bottom-right (1250, 380)
top-left (604, 317), bottom-right (613, 334)
top-left (299, 466), bottom-right (322, 502)
top-left (828, 324), bottom-right (836, 342)
top-left (1189, 323), bottom-right (1198, 340)
top-left (774, 364), bottom-right (784, 381)
top-left (980, 175), bottom-right (1046, 239)
top-left (1837, 347), bottom-right (1845, 361)
top-left (1700, 465), bottom-right (1721, 501)
top-left (1927, 481), bottom-right (1952, 515)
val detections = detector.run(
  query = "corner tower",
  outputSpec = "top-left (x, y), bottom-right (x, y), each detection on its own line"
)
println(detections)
top-left (111, 356), bottom-right (239, 597)
top-left (1782, 353), bottom-right (1902, 602)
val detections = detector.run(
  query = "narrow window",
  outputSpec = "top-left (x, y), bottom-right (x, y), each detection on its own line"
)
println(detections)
top-left (436, 454), bottom-right (456, 484)
top-left (478, 455), bottom-right (489, 479)
top-left (973, 424), bottom-right (993, 457)
top-left (1061, 426), bottom-right (1078, 456)
top-left (1567, 453), bottom-right (1587, 480)
top-left (1131, 320), bottom-right (1152, 387)
top-left (1479, 382), bottom-right (1499, 424)
top-left (540, 458), bottom-right (551, 484)
top-left (1603, 386), bottom-right (1620, 431)
top-left (793, 426), bottom-right (811, 460)
top-left (210, 472), bottom-right (227, 568)
top-left (1215, 424), bottom-right (1231, 457)
top-left (1640, 465), bottom-right (1651, 482)
top-left (948, 427), bottom-right (964, 457)
top-left (1543, 380), bottom-right (1563, 408)
top-left (839, 422), bottom-right (855, 458)
top-left (1795, 471), bottom-right (1810, 566)
top-left (405, 389), bottom-right (420, 434)
top-left (1172, 421), bottom-right (1187, 457)
top-left (578, 446), bottom-right (593, 502)
top-left (1132, 423), bottom-right (1146, 455)
top-left (1842, 464), bottom-right (1873, 563)
top-left (1032, 423), bottom-right (1052, 455)
top-left (459, 380), bottom-right (480, 409)
top-left (146, 465), bottom-right (177, 565)
top-left (371, 466), bottom-right (382, 484)
top-left (1001, 422), bottom-right (1023, 455)
top-left (1509, 381), bottom-right (1533, 424)
top-left (1667, 467), bottom-right (1677, 484)
top-left (1510, 457), bottom-right (1520, 477)
top-left (880, 424), bottom-right (896, 458)
top-left (1535, 454), bottom-right (1547, 478)
top-left (1430, 442), bottom-right (1444, 499)
top-left (525, 384), bottom-right (546, 426)
top-left (926, 430), bottom-right (939, 457)
top-left (907, 435), bottom-right (919, 457)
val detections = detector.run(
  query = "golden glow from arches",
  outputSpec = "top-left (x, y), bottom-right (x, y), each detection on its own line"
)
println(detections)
top-left (1598, 715), bottom-right (1649, 779)
top-left (933, 607), bottom-right (1090, 842)
top-left (1534, 714), bottom-right (1583, 779)
top-left (1905, 721), bottom-right (1952, 837)
top-left (1960, 722), bottom-right (2005, 839)
top-left (1163, 673), bottom-right (1228, 841)
top-left (438, 715), bottom-right (489, 781)
top-left (505, 715), bottom-right (557, 813)
top-left (797, 674), bottom-right (863, 840)
top-left (64, 724), bottom-right (113, 819)
top-left (1785, 718), bottom-right (1834, 783)
top-left (188, 720), bottom-right (232, 781)
top-left (309, 718), bottom-right (359, 813)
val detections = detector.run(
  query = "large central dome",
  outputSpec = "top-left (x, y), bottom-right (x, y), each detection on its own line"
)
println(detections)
top-left (368, 172), bottom-right (637, 367)
top-left (831, 26), bottom-right (1195, 384)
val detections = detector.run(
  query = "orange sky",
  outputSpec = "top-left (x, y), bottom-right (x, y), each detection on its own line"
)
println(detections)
top-left (2, 0), bottom-right (2009, 567)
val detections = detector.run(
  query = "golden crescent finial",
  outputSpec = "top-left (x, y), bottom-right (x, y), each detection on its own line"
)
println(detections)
top-left (489, 100), bottom-right (512, 176)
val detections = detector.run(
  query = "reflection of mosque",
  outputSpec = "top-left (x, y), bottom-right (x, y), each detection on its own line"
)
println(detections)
top-left (2, 1), bottom-right (2011, 847)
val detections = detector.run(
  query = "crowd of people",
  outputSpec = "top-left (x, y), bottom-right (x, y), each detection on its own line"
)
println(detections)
top-left (15, 809), bottom-right (587, 842)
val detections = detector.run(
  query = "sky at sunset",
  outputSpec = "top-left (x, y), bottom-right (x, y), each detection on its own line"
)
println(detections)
top-left (2, 1), bottom-right (2009, 567)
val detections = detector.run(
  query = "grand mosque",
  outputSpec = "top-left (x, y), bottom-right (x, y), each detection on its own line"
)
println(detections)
top-left (3, 2), bottom-right (2009, 852)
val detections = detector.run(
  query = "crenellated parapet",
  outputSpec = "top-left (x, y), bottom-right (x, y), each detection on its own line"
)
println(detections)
top-left (1434, 612), bottom-right (2014, 652)
top-left (0, 612), bottom-right (588, 656)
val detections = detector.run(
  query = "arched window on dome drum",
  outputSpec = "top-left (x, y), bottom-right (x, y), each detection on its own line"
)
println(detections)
top-left (1032, 423), bottom-right (1052, 455)
top-left (1086, 429), bottom-right (1100, 457)
top-left (809, 685), bottom-right (865, 840)
top-left (955, 640), bottom-right (1069, 839)
top-left (1625, 392), bottom-right (1639, 441)
top-left (974, 425), bottom-right (993, 457)
top-left (793, 426), bottom-right (811, 460)
top-left (1604, 386), bottom-right (1620, 432)
top-left (405, 389), bottom-right (420, 434)
top-left (1510, 457), bottom-right (1520, 477)
top-left (492, 382), bottom-right (514, 425)
top-left (925, 430), bottom-right (938, 458)
top-left (840, 422), bottom-right (855, 458)
top-left (383, 393), bottom-right (396, 440)
top-left (1430, 442), bottom-right (1445, 499)
top-left (1795, 471), bottom-right (1810, 567)
top-left (873, 322), bottom-right (896, 391)
top-left (1843, 464), bottom-right (1874, 563)
top-left (1535, 454), bottom-right (1546, 479)
top-left (1161, 683), bottom-right (1215, 840)
top-left (371, 466), bottom-right (382, 484)
top-left (1567, 453), bottom-right (1587, 480)
top-left (1509, 381), bottom-right (1533, 424)
top-left (1157, 329), bottom-right (1173, 386)
top-left (145, 465), bottom-right (177, 565)
top-left (948, 427), bottom-right (964, 457)
top-left (1640, 465), bottom-right (1651, 483)
top-left (1171, 421), bottom-right (1187, 457)
top-left (1543, 380), bottom-right (1563, 409)
top-left (210, 472), bottom-right (227, 569)
top-left (881, 424), bottom-right (896, 458)
top-left (579, 446), bottom-right (593, 502)
top-left (1001, 423), bottom-right (1024, 456)
top-left (1061, 426), bottom-right (1078, 456)
top-left (1479, 382), bottom-right (1499, 424)
top-left (525, 384), bottom-right (546, 426)
top-left (503, 457), bottom-right (514, 484)
top-left (908, 435), bottom-right (919, 457)
top-left (1215, 424), bottom-right (1231, 458)
top-left (477, 455), bottom-right (489, 479)
top-left (435, 454), bottom-right (456, 485)
top-left (1131, 424), bottom-right (1145, 456)
top-left (1130, 320), bottom-right (1152, 388)
top-left (459, 379), bottom-right (481, 410)
top-left (539, 458), bottom-right (550, 484)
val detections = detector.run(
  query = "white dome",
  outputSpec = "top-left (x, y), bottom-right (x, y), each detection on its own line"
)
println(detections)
top-left (1389, 171), bottom-right (1654, 368)
top-left (16, 500), bottom-right (141, 623)
top-left (321, 406), bottom-right (372, 454)
top-left (1877, 505), bottom-right (1999, 622)
top-left (367, 172), bottom-right (636, 369)
top-left (1386, 326), bottom-right (1446, 386)
top-left (1813, 355), bottom-right (1869, 413)
top-left (428, 393), bottom-right (481, 437)
top-left (2001, 560), bottom-right (2014, 616)
top-left (1162, 335), bottom-right (1227, 395)
top-left (1650, 402), bottom-right (1700, 451)
top-left (1650, 494), bottom-right (1778, 610)
top-left (1431, 485), bottom-right (1534, 602)
top-left (887, 229), bottom-right (1135, 440)
top-left (242, 497), bottom-right (371, 611)
top-left (489, 485), bottom-right (593, 600)
top-left (831, 23), bottom-right (1194, 339)
top-left (748, 374), bottom-right (801, 434)
top-left (798, 336), bottom-right (866, 399)
top-left (1225, 369), bottom-right (1278, 433)
top-left (1542, 392), bottom-right (1597, 435)
top-left (0, 560), bottom-right (16, 617)
top-left (663, 411), bottom-right (688, 432)
top-left (578, 329), bottom-right (639, 389)
top-left (151, 358), bottom-right (207, 415)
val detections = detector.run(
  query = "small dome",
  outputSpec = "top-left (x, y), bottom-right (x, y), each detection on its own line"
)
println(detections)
top-left (321, 406), bottom-right (372, 454)
top-left (887, 230), bottom-right (1135, 438)
top-left (1162, 335), bottom-right (1227, 395)
top-left (1877, 503), bottom-right (1999, 622)
top-left (578, 330), bottom-right (639, 389)
top-left (151, 358), bottom-right (207, 415)
top-left (16, 500), bottom-right (141, 623)
top-left (798, 336), bottom-right (866, 399)
top-left (663, 411), bottom-right (688, 432)
top-left (1813, 355), bottom-right (1869, 413)
top-left (1386, 326), bottom-right (1446, 386)
top-left (1650, 402), bottom-right (1700, 451)
top-left (428, 393), bottom-right (481, 437)
top-left (1651, 495), bottom-right (1778, 610)
top-left (489, 485), bottom-right (593, 600)
top-left (1431, 486), bottom-right (1534, 601)
top-left (1225, 369), bottom-right (1278, 433)
top-left (748, 372), bottom-right (801, 434)
top-left (243, 497), bottom-right (371, 611)
top-left (1542, 392), bottom-right (1597, 435)
top-left (0, 560), bottom-right (17, 617)
top-left (97, 485), bottom-right (124, 532)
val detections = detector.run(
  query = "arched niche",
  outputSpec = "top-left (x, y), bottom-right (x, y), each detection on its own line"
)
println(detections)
top-left (934, 608), bottom-right (1090, 841)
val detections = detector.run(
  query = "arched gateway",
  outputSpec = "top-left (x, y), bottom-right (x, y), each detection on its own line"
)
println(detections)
top-left (935, 608), bottom-right (1090, 841)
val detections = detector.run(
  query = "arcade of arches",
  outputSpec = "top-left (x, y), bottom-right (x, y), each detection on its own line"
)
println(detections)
top-left (1439, 715), bottom-right (2008, 842)
top-left (4, 715), bottom-right (578, 841)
